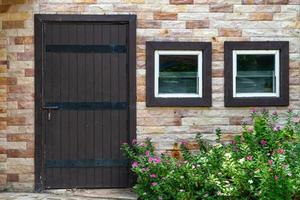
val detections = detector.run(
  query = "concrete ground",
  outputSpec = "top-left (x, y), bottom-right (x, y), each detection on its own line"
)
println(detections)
top-left (0, 189), bottom-right (138, 200)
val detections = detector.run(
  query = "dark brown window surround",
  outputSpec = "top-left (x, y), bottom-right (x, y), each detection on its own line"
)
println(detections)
top-left (146, 42), bottom-right (212, 107)
top-left (224, 41), bottom-right (289, 107)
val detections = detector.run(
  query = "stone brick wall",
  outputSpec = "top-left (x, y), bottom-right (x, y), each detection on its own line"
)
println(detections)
top-left (0, 0), bottom-right (37, 191)
top-left (0, 0), bottom-right (299, 191)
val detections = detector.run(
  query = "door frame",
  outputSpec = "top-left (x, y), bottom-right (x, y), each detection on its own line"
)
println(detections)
top-left (34, 14), bottom-right (136, 191)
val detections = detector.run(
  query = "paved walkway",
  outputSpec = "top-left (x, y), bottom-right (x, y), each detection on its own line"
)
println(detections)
top-left (0, 189), bottom-right (138, 200)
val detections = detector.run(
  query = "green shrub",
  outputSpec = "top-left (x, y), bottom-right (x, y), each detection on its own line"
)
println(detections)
top-left (122, 109), bottom-right (300, 200)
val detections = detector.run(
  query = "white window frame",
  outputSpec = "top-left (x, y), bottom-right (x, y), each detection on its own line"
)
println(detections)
top-left (232, 50), bottom-right (280, 98)
top-left (154, 50), bottom-right (202, 98)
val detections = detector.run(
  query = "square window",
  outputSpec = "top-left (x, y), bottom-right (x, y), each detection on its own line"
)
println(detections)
top-left (155, 51), bottom-right (202, 98)
top-left (233, 51), bottom-right (280, 97)
top-left (146, 42), bottom-right (212, 107)
top-left (225, 42), bottom-right (289, 107)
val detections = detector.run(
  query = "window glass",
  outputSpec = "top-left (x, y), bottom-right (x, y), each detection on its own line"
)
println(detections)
top-left (236, 54), bottom-right (276, 94)
top-left (158, 55), bottom-right (198, 94)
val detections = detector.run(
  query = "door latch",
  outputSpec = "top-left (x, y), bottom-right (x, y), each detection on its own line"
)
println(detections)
top-left (47, 111), bottom-right (51, 121)
top-left (42, 106), bottom-right (59, 121)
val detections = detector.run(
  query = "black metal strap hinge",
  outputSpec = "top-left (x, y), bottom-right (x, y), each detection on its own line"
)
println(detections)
top-left (43, 102), bottom-right (128, 110)
top-left (46, 159), bottom-right (129, 168)
top-left (45, 44), bottom-right (127, 53)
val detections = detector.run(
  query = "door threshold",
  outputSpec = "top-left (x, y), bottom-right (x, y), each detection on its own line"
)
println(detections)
top-left (44, 188), bottom-right (138, 200)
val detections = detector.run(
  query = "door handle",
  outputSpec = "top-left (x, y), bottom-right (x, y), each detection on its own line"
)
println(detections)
top-left (42, 106), bottom-right (59, 120)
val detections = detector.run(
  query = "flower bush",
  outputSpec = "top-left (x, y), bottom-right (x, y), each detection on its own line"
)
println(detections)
top-left (122, 110), bottom-right (300, 200)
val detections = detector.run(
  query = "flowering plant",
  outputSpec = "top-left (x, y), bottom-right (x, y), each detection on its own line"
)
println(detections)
top-left (229, 109), bottom-right (300, 199)
top-left (122, 110), bottom-right (300, 199)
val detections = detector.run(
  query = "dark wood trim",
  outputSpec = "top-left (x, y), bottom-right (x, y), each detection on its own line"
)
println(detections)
top-left (34, 14), bottom-right (44, 192)
top-left (224, 41), bottom-right (289, 107)
top-left (34, 14), bottom-right (136, 23)
top-left (146, 42), bottom-right (212, 107)
top-left (127, 15), bottom-right (137, 187)
top-left (34, 14), bottom-right (137, 191)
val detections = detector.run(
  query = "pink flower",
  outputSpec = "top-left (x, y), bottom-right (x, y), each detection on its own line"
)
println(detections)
top-left (148, 157), bottom-right (161, 164)
top-left (251, 108), bottom-right (257, 113)
top-left (145, 150), bottom-right (150, 157)
top-left (273, 125), bottom-right (281, 132)
top-left (181, 140), bottom-right (188, 146)
top-left (155, 157), bottom-right (161, 164)
top-left (268, 160), bottom-right (273, 165)
top-left (131, 139), bottom-right (137, 145)
top-left (247, 127), bottom-right (254, 132)
top-left (260, 139), bottom-right (267, 146)
top-left (141, 167), bottom-right (149, 172)
top-left (274, 175), bottom-right (279, 181)
top-left (272, 111), bottom-right (278, 116)
top-left (132, 161), bottom-right (138, 168)
top-left (139, 143), bottom-right (145, 147)
top-left (150, 174), bottom-right (157, 178)
top-left (288, 107), bottom-right (293, 113)
top-left (151, 182), bottom-right (158, 186)
top-left (148, 157), bottom-right (154, 163)
top-left (246, 155), bottom-right (253, 161)
top-left (277, 148), bottom-right (285, 154)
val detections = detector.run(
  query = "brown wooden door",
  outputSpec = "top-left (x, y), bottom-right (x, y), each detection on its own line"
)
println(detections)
top-left (35, 15), bottom-right (136, 190)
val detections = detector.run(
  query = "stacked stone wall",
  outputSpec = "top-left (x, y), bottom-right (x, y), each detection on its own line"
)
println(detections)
top-left (0, 0), bottom-right (299, 191)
